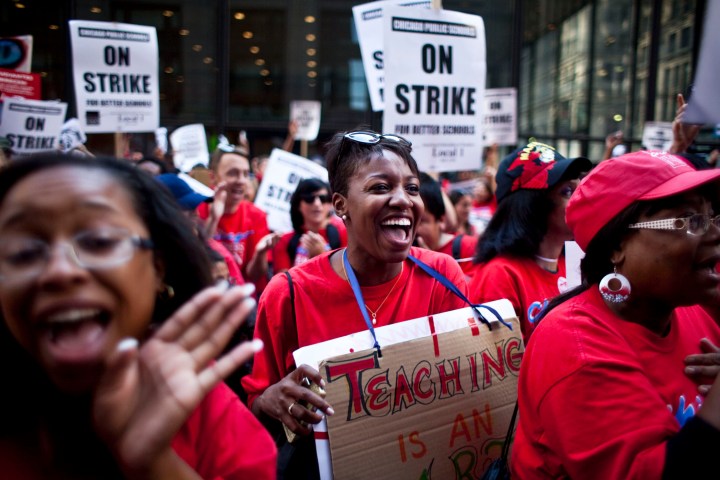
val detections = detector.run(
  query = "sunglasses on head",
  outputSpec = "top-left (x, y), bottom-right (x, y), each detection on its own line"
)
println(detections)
top-left (300, 193), bottom-right (331, 204)
top-left (336, 131), bottom-right (412, 165)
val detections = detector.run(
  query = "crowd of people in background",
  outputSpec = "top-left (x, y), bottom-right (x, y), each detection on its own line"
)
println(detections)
top-left (2, 91), bottom-right (720, 479)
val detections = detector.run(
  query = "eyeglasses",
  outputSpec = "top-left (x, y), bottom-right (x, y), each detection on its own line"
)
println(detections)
top-left (343, 131), bottom-right (412, 147)
top-left (628, 213), bottom-right (720, 236)
top-left (336, 131), bottom-right (412, 165)
top-left (300, 193), bottom-right (331, 204)
top-left (0, 227), bottom-right (154, 282)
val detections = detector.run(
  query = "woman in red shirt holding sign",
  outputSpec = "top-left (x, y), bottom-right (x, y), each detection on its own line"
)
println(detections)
top-left (243, 130), bottom-right (468, 478)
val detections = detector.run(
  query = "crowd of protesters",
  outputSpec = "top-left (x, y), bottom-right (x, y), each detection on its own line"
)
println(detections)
top-left (2, 88), bottom-right (720, 479)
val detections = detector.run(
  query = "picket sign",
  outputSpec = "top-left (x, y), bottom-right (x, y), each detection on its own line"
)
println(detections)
top-left (293, 299), bottom-right (521, 480)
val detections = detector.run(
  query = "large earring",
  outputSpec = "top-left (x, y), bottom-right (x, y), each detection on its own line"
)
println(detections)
top-left (599, 267), bottom-right (631, 303)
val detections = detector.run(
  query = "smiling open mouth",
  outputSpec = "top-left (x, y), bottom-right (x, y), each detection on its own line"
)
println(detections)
top-left (44, 308), bottom-right (110, 352)
top-left (381, 218), bottom-right (412, 242)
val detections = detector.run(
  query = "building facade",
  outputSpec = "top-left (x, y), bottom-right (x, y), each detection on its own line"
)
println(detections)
top-left (1, 0), bottom-right (709, 166)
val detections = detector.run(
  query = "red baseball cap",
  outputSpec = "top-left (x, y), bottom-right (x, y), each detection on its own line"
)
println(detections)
top-left (567, 150), bottom-right (720, 251)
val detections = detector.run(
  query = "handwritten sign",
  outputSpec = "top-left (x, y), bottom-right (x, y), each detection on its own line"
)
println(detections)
top-left (294, 300), bottom-right (520, 480)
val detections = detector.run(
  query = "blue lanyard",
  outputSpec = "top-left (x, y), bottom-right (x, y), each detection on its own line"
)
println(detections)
top-left (407, 254), bottom-right (512, 331)
top-left (343, 250), bottom-right (513, 357)
top-left (343, 249), bottom-right (383, 356)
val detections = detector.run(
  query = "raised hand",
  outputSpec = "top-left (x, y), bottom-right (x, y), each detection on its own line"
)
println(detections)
top-left (93, 283), bottom-right (261, 477)
top-left (301, 231), bottom-right (328, 258)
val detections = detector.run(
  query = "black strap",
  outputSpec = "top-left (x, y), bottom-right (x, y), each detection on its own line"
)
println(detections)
top-left (284, 271), bottom-right (296, 325)
top-left (451, 234), bottom-right (464, 260)
top-left (501, 400), bottom-right (519, 461)
top-left (287, 233), bottom-right (302, 264)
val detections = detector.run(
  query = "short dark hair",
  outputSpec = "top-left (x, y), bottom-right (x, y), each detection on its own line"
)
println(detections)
top-left (449, 189), bottom-right (470, 205)
top-left (209, 147), bottom-right (249, 172)
top-left (290, 178), bottom-right (330, 233)
top-left (324, 129), bottom-right (419, 197)
top-left (419, 172), bottom-right (445, 220)
top-left (474, 189), bottom-right (553, 263)
top-left (0, 152), bottom-right (213, 324)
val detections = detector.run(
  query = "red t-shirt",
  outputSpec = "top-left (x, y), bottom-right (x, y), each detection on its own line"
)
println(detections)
top-left (272, 218), bottom-right (348, 273)
top-left (172, 383), bottom-right (277, 479)
top-left (436, 233), bottom-right (479, 280)
top-left (242, 247), bottom-right (468, 407)
top-left (468, 255), bottom-right (568, 341)
top-left (511, 288), bottom-right (720, 479)
top-left (207, 238), bottom-right (244, 285)
top-left (198, 201), bottom-right (269, 290)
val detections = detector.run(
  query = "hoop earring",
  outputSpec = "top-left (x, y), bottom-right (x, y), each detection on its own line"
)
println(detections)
top-left (599, 267), bottom-right (631, 303)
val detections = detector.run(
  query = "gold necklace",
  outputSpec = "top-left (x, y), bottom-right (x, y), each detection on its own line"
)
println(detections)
top-left (341, 250), bottom-right (405, 325)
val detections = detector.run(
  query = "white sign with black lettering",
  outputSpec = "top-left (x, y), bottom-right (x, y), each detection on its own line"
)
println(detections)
top-left (383, 7), bottom-right (486, 172)
top-left (353, 0), bottom-right (431, 112)
top-left (641, 121), bottom-right (673, 151)
top-left (291, 100), bottom-right (321, 141)
top-left (254, 148), bottom-right (329, 233)
top-left (483, 88), bottom-right (517, 146)
top-left (69, 20), bottom-right (159, 133)
top-left (170, 124), bottom-right (209, 172)
top-left (0, 97), bottom-right (67, 155)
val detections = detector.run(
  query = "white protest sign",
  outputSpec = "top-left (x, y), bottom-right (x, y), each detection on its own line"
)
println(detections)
top-left (684, 0), bottom-right (720, 124)
top-left (290, 100), bottom-right (321, 141)
top-left (0, 97), bottom-right (67, 155)
top-left (564, 240), bottom-right (584, 290)
top-left (383, 7), bottom-right (486, 172)
top-left (58, 117), bottom-right (87, 153)
top-left (0, 35), bottom-right (33, 72)
top-left (254, 148), bottom-right (329, 233)
top-left (170, 124), bottom-right (209, 172)
top-left (483, 88), bottom-right (517, 146)
top-left (641, 121), bottom-right (673, 151)
top-left (353, 0), bottom-right (431, 112)
top-left (69, 20), bottom-right (159, 133)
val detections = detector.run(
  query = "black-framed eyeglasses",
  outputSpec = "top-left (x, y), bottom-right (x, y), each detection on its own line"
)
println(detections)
top-left (300, 193), bottom-right (331, 204)
top-left (628, 213), bottom-right (720, 236)
top-left (336, 130), bottom-right (412, 165)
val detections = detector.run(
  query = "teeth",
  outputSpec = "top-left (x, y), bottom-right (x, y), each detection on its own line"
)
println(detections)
top-left (46, 309), bottom-right (101, 324)
top-left (382, 218), bottom-right (411, 227)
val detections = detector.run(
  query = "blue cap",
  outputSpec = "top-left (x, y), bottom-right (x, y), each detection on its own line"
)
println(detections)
top-left (156, 174), bottom-right (212, 210)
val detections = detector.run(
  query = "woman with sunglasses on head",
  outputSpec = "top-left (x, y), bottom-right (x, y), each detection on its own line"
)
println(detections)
top-left (272, 178), bottom-right (347, 274)
top-left (511, 151), bottom-right (720, 479)
top-left (0, 153), bottom-right (276, 478)
top-left (242, 130), bottom-right (468, 478)
top-left (468, 142), bottom-right (592, 342)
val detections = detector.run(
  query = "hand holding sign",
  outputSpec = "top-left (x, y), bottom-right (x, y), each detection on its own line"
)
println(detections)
top-left (670, 93), bottom-right (702, 154)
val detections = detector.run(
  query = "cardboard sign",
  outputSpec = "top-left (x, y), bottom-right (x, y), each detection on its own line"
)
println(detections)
top-left (254, 148), bottom-right (329, 233)
top-left (353, 0), bottom-right (431, 112)
top-left (0, 35), bottom-right (33, 72)
top-left (483, 88), bottom-right (517, 146)
top-left (290, 100), bottom-right (321, 141)
top-left (293, 300), bottom-right (520, 480)
top-left (0, 68), bottom-right (41, 100)
top-left (0, 97), bottom-right (67, 155)
top-left (170, 123), bottom-right (209, 172)
top-left (69, 20), bottom-right (159, 133)
top-left (382, 7), bottom-right (486, 172)
top-left (641, 121), bottom-right (672, 151)
top-left (684, 0), bottom-right (720, 124)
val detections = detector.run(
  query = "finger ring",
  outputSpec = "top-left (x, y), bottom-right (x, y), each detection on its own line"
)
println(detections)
top-left (288, 402), bottom-right (296, 416)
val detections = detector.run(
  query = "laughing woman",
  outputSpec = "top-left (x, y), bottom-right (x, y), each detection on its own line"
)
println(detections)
top-left (242, 130), bottom-right (468, 478)
top-left (0, 153), bottom-right (276, 478)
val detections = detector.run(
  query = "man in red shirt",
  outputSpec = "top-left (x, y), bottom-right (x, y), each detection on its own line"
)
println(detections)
top-left (198, 145), bottom-right (280, 293)
top-left (416, 173), bottom-right (478, 280)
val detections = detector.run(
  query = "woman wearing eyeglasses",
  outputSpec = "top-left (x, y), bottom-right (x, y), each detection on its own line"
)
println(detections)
top-left (272, 178), bottom-right (347, 274)
top-left (0, 153), bottom-right (276, 478)
top-left (511, 151), bottom-right (720, 479)
top-left (467, 142), bottom-right (592, 342)
top-left (242, 130), bottom-right (468, 478)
